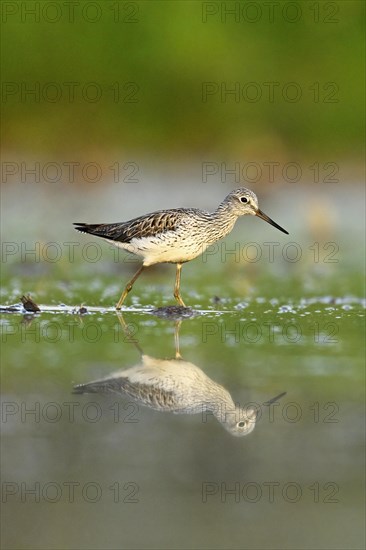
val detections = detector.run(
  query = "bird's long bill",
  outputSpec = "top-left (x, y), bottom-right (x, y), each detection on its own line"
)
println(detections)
top-left (256, 209), bottom-right (289, 235)
top-left (262, 392), bottom-right (287, 406)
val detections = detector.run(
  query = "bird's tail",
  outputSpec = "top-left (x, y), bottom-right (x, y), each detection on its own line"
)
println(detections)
top-left (73, 222), bottom-right (126, 240)
top-left (74, 222), bottom-right (105, 237)
top-left (73, 378), bottom-right (126, 395)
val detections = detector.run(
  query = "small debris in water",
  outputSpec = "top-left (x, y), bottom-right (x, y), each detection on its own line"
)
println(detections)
top-left (20, 295), bottom-right (40, 313)
top-left (151, 305), bottom-right (198, 319)
top-left (21, 314), bottom-right (36, 326)
top-left (73, 305), bottom-right (88, 315)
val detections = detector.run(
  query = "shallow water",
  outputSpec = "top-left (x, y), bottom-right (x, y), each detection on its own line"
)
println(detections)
top-left (1, 294), bottom-right (365, 549)
top-left (1, 182), bottom-right (365, 549)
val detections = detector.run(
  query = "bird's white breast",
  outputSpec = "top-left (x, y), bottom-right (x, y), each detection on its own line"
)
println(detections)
top-left (108, 232), bottom-right (210, 266)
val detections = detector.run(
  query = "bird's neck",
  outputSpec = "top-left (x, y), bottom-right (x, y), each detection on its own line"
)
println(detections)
top-left (204, 384), bottom-right (238, 424)
top-left (205, 202), bottom-right (238, 243)
top-left (212, 396), bottom-right (240, 426)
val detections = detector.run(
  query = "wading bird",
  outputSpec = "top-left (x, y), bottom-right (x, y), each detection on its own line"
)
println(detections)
top-left (74, 187), bottom-right (288, 308)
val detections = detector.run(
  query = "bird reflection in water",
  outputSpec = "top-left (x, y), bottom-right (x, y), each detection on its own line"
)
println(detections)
top-left (73, 318), bottom-right (285, 437)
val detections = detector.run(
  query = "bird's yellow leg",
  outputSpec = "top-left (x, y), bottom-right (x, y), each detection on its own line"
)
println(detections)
top-left (115, 312), bottom-right (143, 354)
top-left (173, 263), bottom-right (186, 307)
top-left (174, 320), bottom-right (182, 359)
top-left (116, 265), bottom-right (145, 310)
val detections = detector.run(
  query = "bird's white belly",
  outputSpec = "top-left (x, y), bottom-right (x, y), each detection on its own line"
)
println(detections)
top-left (110, 233), bottom-right (209, 266)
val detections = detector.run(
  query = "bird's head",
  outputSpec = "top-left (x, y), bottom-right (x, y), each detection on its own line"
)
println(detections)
top-left (224, 188), bottom-right (289, 235)
top-left (223, 404), bottom-right (259, 437)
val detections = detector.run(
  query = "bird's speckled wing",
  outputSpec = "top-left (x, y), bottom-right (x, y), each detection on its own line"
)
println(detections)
top-left (74, 208), bottom-right (196, 244)
top-left (73, 375), bottom-right (180, 412)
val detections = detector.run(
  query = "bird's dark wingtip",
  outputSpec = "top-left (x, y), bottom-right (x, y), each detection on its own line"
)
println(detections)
top-left (73, 223), bottom-right (95, 234)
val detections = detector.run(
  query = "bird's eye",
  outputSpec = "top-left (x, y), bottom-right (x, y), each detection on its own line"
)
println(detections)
top-left (238, 421), bottom-right (246, 428)
top-left (240, 197), bottom-right (248, 203)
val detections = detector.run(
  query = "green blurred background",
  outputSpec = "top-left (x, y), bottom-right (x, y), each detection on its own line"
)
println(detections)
top-left (1, 0), bottom-right (365, 162)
